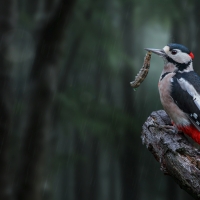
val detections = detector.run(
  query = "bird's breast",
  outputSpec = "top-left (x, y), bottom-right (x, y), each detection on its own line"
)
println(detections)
top-left (158, 72), bottom-right (190, 126)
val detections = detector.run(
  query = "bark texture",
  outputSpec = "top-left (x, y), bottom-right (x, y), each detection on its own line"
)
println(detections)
top-left (142, 110), bottom-right (200, 200)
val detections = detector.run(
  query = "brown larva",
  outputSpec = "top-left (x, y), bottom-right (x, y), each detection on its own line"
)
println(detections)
top-left (130, 51), bottom-right (152, 88)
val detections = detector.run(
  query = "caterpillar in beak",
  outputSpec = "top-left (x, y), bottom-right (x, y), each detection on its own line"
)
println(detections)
top-left (130, 51), bottom-right (151, 88)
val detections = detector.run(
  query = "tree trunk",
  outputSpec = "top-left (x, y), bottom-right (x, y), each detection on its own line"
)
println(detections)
top-left (89, 137), bottom-right (99, 200)
top-left (142, 110), bottom-right (200, 200)
top-left (120, 1), bottom-right (140, 199)
top-left (16, 1), bottom-right (76, 200)
top-left (58, 34), bottom-right (82, 92)
top-left (74, 131), bottom-right (85, 200)
top-left (0, 0), bottom-right (17, 199)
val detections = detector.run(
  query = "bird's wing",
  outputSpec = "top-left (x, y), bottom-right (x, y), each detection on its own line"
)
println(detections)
top-left (187, 115), bottom-right (200, 131)
top-left (171, 71), bottom-right (200, 131)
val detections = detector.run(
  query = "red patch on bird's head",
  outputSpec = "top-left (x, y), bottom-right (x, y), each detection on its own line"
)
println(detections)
top-left (189, 52), bottom-right (194, 59)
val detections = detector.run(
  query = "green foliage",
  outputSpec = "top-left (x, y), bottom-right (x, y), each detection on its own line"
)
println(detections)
top-left (57, 86), bottom-right (140, 148)
top-left (66, 0), bottom-right (125, 76)
top-left (53, 152), bottom-right (88, 168)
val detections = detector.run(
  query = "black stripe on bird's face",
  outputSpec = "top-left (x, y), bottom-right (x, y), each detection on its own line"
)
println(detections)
top-left (166, 56), bottom-right (192, 71)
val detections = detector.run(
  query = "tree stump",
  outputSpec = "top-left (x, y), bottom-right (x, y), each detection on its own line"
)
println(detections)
top-left (141, 110), bottom-right (200, 200)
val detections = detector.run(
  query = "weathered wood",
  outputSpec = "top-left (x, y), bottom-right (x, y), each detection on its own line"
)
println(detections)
top-left (141, 110), bottom-right (200, 200)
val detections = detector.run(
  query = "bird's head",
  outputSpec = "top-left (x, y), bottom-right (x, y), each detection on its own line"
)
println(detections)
top-left (145, 43), bottom-right (194, 72)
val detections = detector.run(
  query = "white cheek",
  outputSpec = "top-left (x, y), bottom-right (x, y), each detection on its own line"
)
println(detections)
top-left (163, 46), bottom-right (170, 53)
top-left (171, 53), bottom-right (191, 63)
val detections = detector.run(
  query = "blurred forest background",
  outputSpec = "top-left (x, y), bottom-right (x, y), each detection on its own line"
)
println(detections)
top-left (0, 0), bottom-right (199, 200)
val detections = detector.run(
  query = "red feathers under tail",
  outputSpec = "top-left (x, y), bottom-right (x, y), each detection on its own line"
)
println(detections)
top-left (177, 125), bottom-right (200, 144)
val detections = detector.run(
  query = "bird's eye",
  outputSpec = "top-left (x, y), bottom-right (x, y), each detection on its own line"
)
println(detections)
top-left (171, 50), bottom-right (177, 55)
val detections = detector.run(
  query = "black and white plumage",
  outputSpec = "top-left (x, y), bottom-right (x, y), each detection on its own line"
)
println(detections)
top-left (145, 43), bottom-right (200, 144)
top-left (171, 71), bottom-right (200, 131)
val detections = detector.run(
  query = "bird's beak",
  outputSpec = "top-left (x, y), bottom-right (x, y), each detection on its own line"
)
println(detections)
top-left (144, 48), bottom-right (166, 57)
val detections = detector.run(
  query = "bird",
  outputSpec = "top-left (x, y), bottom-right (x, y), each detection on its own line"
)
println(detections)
top-left (144, 43), bottom-right (200, 144)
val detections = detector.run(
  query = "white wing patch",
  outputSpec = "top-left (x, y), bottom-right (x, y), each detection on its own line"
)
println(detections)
top-left (193, 113), bottom-right (198, 119)
top-left (177, 78), bottom-right (200, 110)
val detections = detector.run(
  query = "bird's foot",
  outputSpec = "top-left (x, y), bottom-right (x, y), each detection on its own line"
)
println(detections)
top-left (158, 124), bottom-right (179, 134)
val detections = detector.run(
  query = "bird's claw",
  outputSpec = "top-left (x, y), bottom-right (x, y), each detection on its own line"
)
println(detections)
top-left (158, 124), bottom-right (178, 134)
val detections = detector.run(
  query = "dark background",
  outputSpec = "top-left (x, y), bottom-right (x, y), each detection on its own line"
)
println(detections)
top-left (0, 0), bottom-right (198, 200)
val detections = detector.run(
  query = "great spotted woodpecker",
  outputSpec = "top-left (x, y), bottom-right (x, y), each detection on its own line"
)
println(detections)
top-left (145, 43), bottom-right (200, 144)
